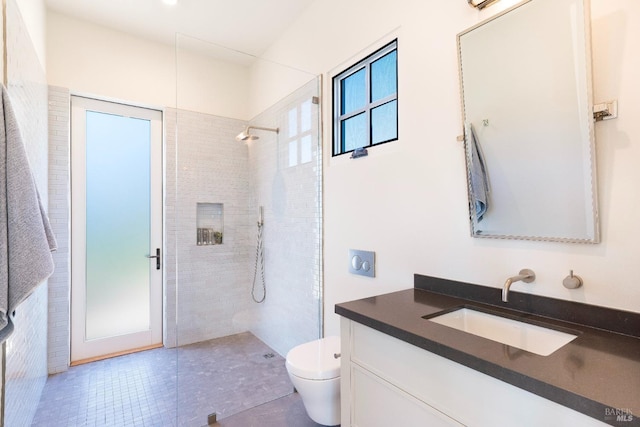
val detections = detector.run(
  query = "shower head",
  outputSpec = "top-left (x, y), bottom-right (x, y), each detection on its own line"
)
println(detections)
top-left (235, 125), bottom-right (279, 142)
top-left (236, 129), bottom-right (258, 141)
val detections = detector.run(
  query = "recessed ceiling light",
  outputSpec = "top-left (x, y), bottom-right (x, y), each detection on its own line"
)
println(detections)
top-left (162, 0), bottom-right (178, 5)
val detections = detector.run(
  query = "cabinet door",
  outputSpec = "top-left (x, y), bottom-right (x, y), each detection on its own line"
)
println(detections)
top-left (352, 366), bottom-right (463, 427)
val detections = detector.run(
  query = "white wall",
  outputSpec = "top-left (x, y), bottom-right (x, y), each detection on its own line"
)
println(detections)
top-left (14, 0), bottom-right (46, 69)
top-left (246, 57), bottom-right (317, 121)
top-left (259, 0), bottom-right (640, 336)
top-left (46, 11), bottom-right (250, 119)
top-left (46, 11), bottom-right (173, 109)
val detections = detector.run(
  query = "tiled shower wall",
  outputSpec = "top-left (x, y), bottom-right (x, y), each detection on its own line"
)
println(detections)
top-left (167, 77), bottom-right (321, 356)
top-left (165, 109), bottom-right (254, 347)
top-left (245, 78), bottom-right (322, 356)
top-left (4, 0), bottom-right (50, 425)
top-left (47, 86), bottom-right (71, 375)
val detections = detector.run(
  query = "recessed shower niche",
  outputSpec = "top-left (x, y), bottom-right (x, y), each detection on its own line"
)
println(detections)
top-left (196, 202), bottom-right (224, 245)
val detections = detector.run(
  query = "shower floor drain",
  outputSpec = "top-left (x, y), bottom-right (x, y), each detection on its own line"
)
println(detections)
top-left (263, 353), bottom-right (275, 359)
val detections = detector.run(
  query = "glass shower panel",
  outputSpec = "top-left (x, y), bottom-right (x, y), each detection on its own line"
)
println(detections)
top-left (85, 111), bottom-right (151, 340)
top-left (173, 34), bottom-right (322, 425)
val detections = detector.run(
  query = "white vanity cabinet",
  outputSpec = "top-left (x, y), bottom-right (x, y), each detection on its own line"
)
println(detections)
top-left (350, 364), bottom-right (462, 427)
top-left (340, 318), bottom-right (607, 427)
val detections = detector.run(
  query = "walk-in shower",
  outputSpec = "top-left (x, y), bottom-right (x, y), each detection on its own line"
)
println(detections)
top-left (169, 33), bottom-right (323, 425)
top-left (26, 18), bottom-right (322, 427)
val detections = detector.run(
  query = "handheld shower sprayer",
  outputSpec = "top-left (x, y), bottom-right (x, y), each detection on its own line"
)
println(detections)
top-left (252, 206), bottom-right (266, 303)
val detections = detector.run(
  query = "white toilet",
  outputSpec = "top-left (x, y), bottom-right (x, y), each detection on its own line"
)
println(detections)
top-left (285, 336), bottom-right (341, 426)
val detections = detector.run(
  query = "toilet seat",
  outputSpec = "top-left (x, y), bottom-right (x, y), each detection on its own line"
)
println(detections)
top-left (286, 336), bottom-right (341, 380)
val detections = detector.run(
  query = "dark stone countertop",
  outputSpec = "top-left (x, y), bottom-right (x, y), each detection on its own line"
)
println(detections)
top-left (335, 275), bottom-right (640, 427)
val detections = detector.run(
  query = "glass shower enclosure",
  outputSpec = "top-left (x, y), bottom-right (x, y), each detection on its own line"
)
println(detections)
top-left (167, 34), bottom-right (322, 425)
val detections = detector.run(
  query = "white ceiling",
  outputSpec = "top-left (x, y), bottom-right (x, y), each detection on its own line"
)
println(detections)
top-left (45, 0), bottom-right (315, 57)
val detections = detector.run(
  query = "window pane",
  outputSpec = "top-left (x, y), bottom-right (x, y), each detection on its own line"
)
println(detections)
top-left (341, 113), bottom-right (367, 152)
top-left (372, 100), bottom-right (398, 145)
top-left (341, 68), bottom-right (366, 115)
top-left (371, 50), bottom-right (397, 102)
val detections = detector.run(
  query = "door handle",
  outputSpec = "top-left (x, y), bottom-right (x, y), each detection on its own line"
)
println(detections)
top-left (146, 248), bottom-right (161, 270)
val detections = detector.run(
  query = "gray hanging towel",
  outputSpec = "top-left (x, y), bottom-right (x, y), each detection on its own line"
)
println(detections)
top-left (0, 85), bottom-right (57, 341)
top-left (469, 123), bottom-right (490, 222)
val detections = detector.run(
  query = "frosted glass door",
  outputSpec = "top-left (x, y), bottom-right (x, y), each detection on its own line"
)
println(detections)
top-left (85, 111), bottom-right (151, 339)
top-left (71, 97), bottom-right (163, 362)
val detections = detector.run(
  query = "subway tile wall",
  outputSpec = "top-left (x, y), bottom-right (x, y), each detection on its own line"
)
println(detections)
top-left (245, 78), bottom-right (322, 356)
top-left (166, 77), bottom-right (321, 356)
top-left (4, 0), bottom-right (51, 425)
top-left (165, 108), bottom-right (177, 348)
top-left (165, 108), bottom-right (255, 347)
top-left (47, 86), bottom-right (71, 375)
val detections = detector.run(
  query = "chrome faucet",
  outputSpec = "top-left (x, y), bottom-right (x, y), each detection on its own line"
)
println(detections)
top-left (502, 269), bottom-right (535, 302)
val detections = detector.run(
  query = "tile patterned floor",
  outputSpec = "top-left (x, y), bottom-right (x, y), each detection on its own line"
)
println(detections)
top-left (32, 332), bottom-right (316, 427)
top-left (216, 393), bottom-right (324, 427)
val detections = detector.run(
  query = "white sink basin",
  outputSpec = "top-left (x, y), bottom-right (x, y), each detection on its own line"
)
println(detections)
top-left (427, 308), bottom-right (577, 356)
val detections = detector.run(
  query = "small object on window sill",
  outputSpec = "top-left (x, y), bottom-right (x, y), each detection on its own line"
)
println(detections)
top-left (350, 147), bottom-right (368, 159)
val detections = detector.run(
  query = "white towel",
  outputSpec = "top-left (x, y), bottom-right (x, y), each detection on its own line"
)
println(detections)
top-left (0, 85), bottom-right (57, 340)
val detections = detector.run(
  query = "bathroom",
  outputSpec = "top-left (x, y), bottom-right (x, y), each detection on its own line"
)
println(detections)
top-left (1, 0), bottom-right (639, 425)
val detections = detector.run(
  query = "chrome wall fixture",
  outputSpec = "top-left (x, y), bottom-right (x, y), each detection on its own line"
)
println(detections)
top-left (467, 0), bottom-right (501, 9)
top-left (502, 269), bottom-right (535, 302)
top-left (562, 270), bottom-right (583, 289)
top-left (235, 125), bottom-right (279, 141)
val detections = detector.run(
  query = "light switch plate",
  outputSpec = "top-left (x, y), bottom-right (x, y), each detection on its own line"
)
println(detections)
top-left (349, 249), bottom-right (375, 277)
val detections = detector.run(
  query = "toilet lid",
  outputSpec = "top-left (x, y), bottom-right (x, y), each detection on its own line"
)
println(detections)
top-left (286, 336), bottom-right (341, 380)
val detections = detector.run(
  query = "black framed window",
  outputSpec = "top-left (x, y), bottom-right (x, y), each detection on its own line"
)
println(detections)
top-left (333, 40), bottom-right (398, 157)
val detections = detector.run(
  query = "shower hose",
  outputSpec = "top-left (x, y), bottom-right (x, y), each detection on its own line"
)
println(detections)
top-left (252, 221), bottom-right (266, 303)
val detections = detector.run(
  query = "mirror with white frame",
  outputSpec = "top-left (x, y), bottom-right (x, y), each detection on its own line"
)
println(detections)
top-left (458, 0), bottom-right (599, 243)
